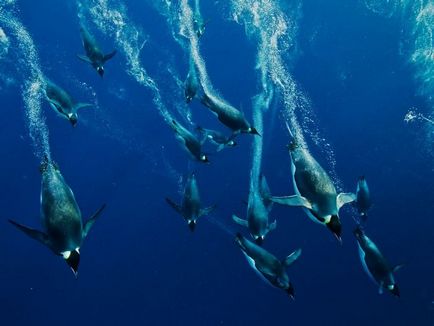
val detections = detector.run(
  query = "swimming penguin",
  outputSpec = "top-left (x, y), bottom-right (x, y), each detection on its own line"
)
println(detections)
top-left (44, 79), bottom-right (92, 127)
top-left (355, 176), bottom-right (372, 220)
top-left (8, 158), bottom-right (105, 277)
top-left (184, 60), bottom-right (199, 103)
top-left (196, 126), bottom-right (237, 152)
top-left (78, 25), bottom-right (116, 77)
top-left (166, 172), bottom-right (216, 231)
top-left (271, 141), bottom-right (356, 242)
top-left (235, 233), bottom-right (301, 298)
top-left (354, 227), bottom-right (402, 297)
top-left (232, 175), bottom-right (276, 244)
top-left (169, 119), bottom-right (209, 163)
top-left (201, 93), bottom-right (259, 136)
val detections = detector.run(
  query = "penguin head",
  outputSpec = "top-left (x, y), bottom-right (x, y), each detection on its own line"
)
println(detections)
top-left (188, 220), bottom-right (196, 232)
top-left (62, 248), bottom-right (80, 278)
top-left (285, 282), bottom-right (295, 300)
top-left (97, 66), bottom-right (104, 77)
top-left (68, 113), bottom-right (78, 127)
top-left (247, 127), bottom-right (260, 136)
top-left (227, 140), bottom-right (237, 147)
top-left (326, 215), bottom-right (342, 243)
top-left (388, 284), bottom-right (400, 297)
top-left (200, 154), bottom-right (210, 164)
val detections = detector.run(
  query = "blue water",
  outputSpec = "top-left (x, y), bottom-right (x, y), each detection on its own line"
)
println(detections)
top-left (0, 0), bottom-right (433, 325)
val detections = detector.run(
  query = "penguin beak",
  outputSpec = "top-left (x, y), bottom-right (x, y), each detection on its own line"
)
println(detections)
top-left (188, 220), bottom-right (196, 232)
top-left (254, 236), bottom-right (264, 246)
top-left (97, 66), bottom-right (104, 77)
top-left (326, 215), bottom-right (342, 244)
top-left (249, 128), bottom-right (261, 136)
top-left (286, 283), bottom-right (295, 300)
top-left (390, 285), bottom-right (400, 297)
top-left (64, 249), bottom-right (80, 278)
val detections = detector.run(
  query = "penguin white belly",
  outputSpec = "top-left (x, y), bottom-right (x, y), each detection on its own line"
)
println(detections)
top-left (358, 244), bottom-right (377, 286)
top-left (291, 163), bottom-right (322, 225)
top-left (243, 252), bottom-right (272, 287)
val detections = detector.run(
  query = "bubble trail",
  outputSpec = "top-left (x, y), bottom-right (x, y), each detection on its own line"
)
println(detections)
top-left (179, 0), bottom-right (233, 105)
top-left (0, 7), bottom-right (51, 161)
top-left (78, 0), bottom-right (174, 124)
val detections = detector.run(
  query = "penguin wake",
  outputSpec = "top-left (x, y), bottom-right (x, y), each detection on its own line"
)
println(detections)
top-left (0, 7), bottom-right (51, 161)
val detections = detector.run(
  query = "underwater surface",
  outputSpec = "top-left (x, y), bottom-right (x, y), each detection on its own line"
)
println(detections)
top-left (0, 0), bottom-right (433, 325)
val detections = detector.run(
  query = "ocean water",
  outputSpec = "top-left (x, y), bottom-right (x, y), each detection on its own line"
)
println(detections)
top-left (0, 0), bottom-right (433, 325)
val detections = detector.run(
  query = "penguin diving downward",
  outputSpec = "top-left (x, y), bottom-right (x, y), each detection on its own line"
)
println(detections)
top-left (271, 140), bottom-right (355, 242)
top-left (355, 176), bottom-right (372, 220)
top-left (354, 227), bottom-right (402, 297)
top-left (9, 159), bottom-right (105, 277)
top-left (196, 126), bottom-right (237, 152)
top-left (169, 119), bottom-right (209, 163)
top-left (201, 93), bottom-right (259, 136)
top-left (192, 0), bottom-right (208, 38)
top-left (184, 59), bottom-right (199, 103)
top-left (166, 172), bottom-right (216, 231)
top-left (233, 175), bottom-right (276, 244)
top-left (44, 79), bottom-right (92, 127)
top-left (78, 25), bottom-right (116, 77)
top-left (235, 233), bottom-right (301, 299)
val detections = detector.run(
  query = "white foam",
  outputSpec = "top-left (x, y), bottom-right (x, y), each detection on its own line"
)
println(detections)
top-left (0, 8), bottom-right (51, 161)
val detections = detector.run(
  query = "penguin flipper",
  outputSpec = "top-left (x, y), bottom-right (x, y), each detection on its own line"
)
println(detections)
top-left (75, 103), bottom-right (93, 111)
top-left (266, 220), bottom-right (277, 234)
top-left (83, 204), bottom-right (106, 238)
top-left (337, 192), bottom-right (356, 209)
top-left (393, 264), bottom-right (404, 273)
top-left (103, 50), bottom-right (117, 62)
top-left (271, 195), bottom-right (312, 209)
top-left (283, 248), bottom-right (302, 267)
top-left (199, 204), bottom-right (216, 218)
top-left (77, 54), bottom-right (92, 63)
top-left (8, 219), bottom-right (51, 248)
top-left (232, 215), bottom-right (248, 227)
top-left (166, 197), bottom-right (182, 215)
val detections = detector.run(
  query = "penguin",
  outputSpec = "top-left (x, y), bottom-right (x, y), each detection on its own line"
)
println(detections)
top-left (201, 93), bottom-right (259, 136)
top-left (78, 25), bottom-right (116, 77)
top-left (355, 176), bottom-right (372, 220)
top-left (169, 119), bottom-right (209, 163)
top-left (271, 141), bottom-right (356, 242)
top-left (44, 79), bottom-right (92, 127)
top-left (192, 0), bottom-right (208, 38)
top-left (184, 60), bottom-right (199, 103)
top-left (196, 126), bottom-right (237, 152)
top-left (353, 227), bottom-right (402, 297)
top-left (166, 172), bottom-right (216, 231)
top-left (8, 158), bottom-right (105, 277)
top-left (235, 233), bottom-right (301, 298)
top-left (232, 175), bottom-right (276, 244)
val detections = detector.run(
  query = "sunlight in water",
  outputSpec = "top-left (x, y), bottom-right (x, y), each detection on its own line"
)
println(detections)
top-left (0, 6), bottom-right (51, 161)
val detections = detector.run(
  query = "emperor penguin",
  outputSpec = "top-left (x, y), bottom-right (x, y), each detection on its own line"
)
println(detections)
top-left (44, 79), bottom-right (92, 127)
top-left (271, 141), bottom-right (356, 242)
top-left (354, 227), bottom-right (402, 297)
top-left (201, 93), bottom-right (259, 136)
top-left (355, 176), bottom-right (372, 219)
top-left (232, 175), bottom-right (276, 244)
top-left (8, 159), bottom-right (105, 277)
top-left (166, 172), bottom-right (216, 231)
top-left (78, 25), bottom-right (116, 77)
top-left (184, 59), bottom-right (199, 103)
top-left (196, 126), bottom-right (237, 152)
top-left (235, 233), bottom-right (301, 298)
top-left (169, 119), bottom-right (209, 163)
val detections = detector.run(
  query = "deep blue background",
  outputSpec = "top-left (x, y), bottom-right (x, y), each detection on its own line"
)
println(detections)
top-left (0, 0), bottom-right (433, 325)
